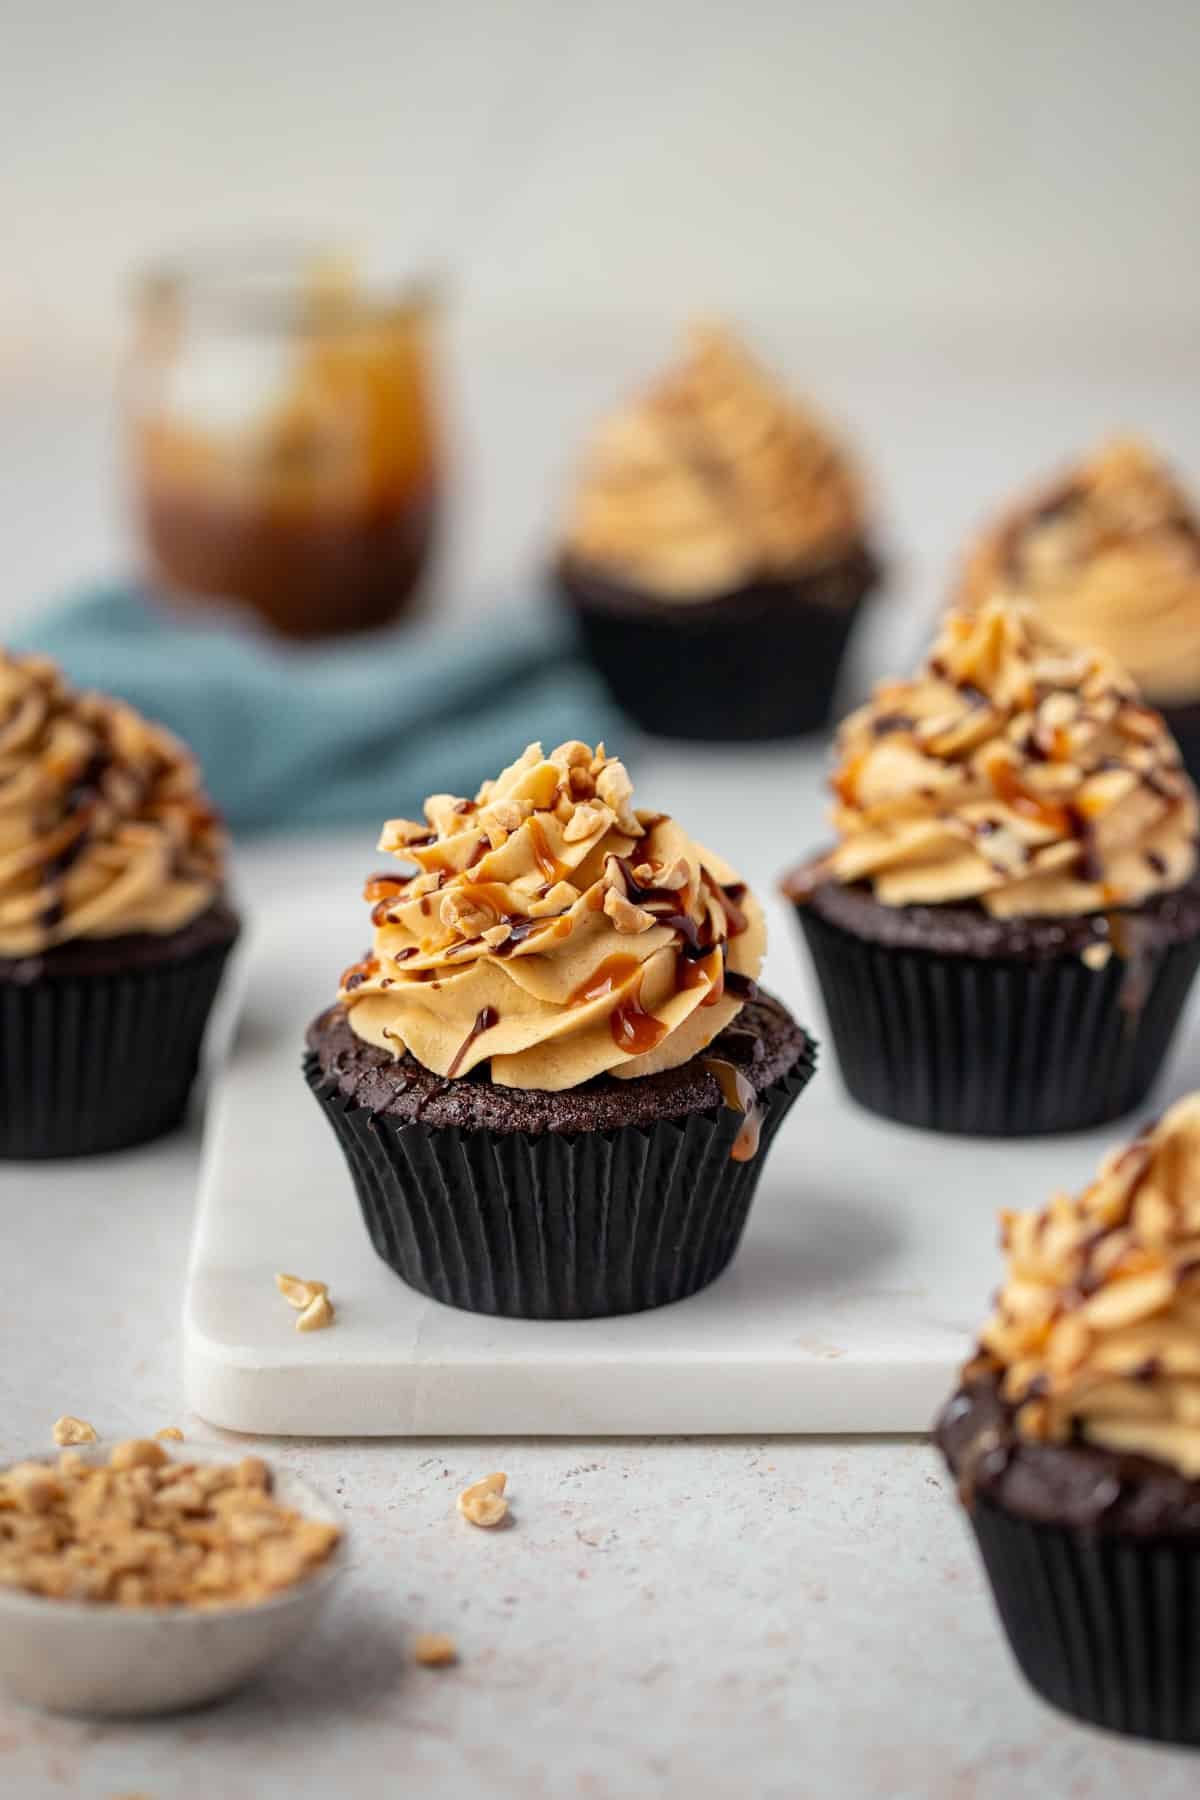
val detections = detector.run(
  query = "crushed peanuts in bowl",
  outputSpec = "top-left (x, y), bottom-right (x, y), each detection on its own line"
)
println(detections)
top-left (0, 1439), bottom-right (345, 1716)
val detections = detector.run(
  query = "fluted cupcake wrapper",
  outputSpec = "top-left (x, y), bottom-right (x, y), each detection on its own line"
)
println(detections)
top-left (305, 1051), bottom-right (815, 1319)
top-left (795, 905), bottom-right (1200, 1136)
top-left (0, 941), bottom-right (237, 1159)
top-left (561, 554), bottom-right (878, 743)
top-left (969, 1496), bottom-right (1200, 1745)
top-left (1161, 701), bottom-right (1200, 791)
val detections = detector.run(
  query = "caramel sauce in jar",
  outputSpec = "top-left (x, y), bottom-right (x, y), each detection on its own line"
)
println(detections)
top-left (129, 253), bottom-right (440, 640)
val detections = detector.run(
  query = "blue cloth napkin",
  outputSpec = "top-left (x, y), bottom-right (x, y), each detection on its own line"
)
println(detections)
top-left (12, 587), bottom-right (624, 834)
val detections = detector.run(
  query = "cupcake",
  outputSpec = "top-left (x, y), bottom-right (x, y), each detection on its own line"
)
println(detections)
top-left (936, 1096), bottom-right (1200, 1743)
top-left (306, 739), bottom-right (815, 1318)
top-left (783, 599), bottom-right (1200, 1135)
top-left (556, 323), bottom-right (880, 742)
top-left (961, 438), bottom-right (1200, 782)
top-left (0, 651), bottom-right (239, 1156)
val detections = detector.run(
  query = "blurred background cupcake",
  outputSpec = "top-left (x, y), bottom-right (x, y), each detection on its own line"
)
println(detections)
top-left (960, 437), bottom-right (1200, 781)
top-left (0, 649), bottom-right (239, 1157)
top-left (555, 322), bottom-right (881, 742)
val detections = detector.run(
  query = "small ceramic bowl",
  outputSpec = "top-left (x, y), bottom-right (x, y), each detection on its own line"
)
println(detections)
top-left (0, 1442), bottom-right (346, 1717)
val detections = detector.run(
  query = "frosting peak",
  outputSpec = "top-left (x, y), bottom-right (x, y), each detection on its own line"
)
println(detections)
top-left (561, 322), bottom-right (866, 600)
top-left (0, 652), bottom-right (225, 956)
top-left (823, 599), bottom-right (1198, 918)
top-left (973, 1094), bottom-right (1200, 1479)
top-left (340, 740), bottom-right (765, 1089)
top-left (961, 437), bottom-right (1200, 705)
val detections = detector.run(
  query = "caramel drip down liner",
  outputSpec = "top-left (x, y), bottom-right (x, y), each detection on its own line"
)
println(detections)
top-left (305, 1048), bottom-right (815, 1320)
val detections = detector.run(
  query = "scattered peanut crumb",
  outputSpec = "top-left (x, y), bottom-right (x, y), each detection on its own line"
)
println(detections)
top-left (413, 1631), bottom-right (458, 1667)
top-left (0, 1443), bottom-right (341, 1607)
top-left (52, 1416), bottom-right (97, 1448)
top-left (156, 1427), bottom-right (185, 1443)
top-left (275, 1272), bottom-right (328, 1309)
top-left (457, 1472), bottom-right (509, 1528)
top-left (297, 1292), bottom-right (335, 1333)
top-left (1081, 941), bottom-right (1113, 971)
top-left (276, 1272), bottom-right (335, 1331)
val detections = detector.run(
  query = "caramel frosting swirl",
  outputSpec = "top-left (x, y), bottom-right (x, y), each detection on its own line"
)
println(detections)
top-left (971, 1094), bottom-right (1200, 1479)
top-left (560, 322), bottom-right (867, 600)
top-left (821, 599), bottom-right (1197, 918)
top-left (340, 740), bottom-right (765, 1089)
top-left (961, 438), bottom-right (1200, 706)
top-left (0, 652), bottom-right (225, 957)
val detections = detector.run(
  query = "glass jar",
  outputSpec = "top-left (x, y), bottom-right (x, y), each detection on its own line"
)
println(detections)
top-left (127, 249), bottom-right (441, 638)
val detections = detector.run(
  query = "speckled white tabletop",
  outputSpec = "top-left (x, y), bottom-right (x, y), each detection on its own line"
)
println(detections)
top-left (4, 324), bottom-right (1200, 1796)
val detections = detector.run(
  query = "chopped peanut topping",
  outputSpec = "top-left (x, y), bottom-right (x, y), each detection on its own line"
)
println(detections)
top-left (413, 1632), bottom-right (458, 1666)
top-left (603, 887), bottom-right (655, 934)
top-left (549, 740), bottom-right (592, 770)
top-left (156, 1427), bottom-right (185, 1443)
top-left (378, 818), bottom-right (434, 852)
top-left (563, 802), bottom-right (615, 844)
top-left (595, 760), bottom-right (643, 837)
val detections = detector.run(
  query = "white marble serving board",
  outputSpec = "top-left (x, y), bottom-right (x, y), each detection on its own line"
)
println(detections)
top-left (183, 744), bottom-right (1200, 1436)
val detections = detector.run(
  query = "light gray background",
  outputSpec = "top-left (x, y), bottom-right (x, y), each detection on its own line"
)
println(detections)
top-left (3, 0), bottom-right (1199, 351)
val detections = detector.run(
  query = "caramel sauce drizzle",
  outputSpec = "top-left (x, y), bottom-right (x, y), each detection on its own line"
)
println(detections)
top-left (569, 953), bottom-right (641, 1005)
top-left (702, 1057), bottom-right (762, 1161)
top-left (677, 946), bottom-right (725, 1007)
top-left (341, 953), bottom-right (379, 993)
top-left (363, 872), bottom-right (407, 902)
top-left (610, 978), bottom-right (668, 1055)
top-left (527, 817), bottom-right (567, 886)
top-left (985, 755), bottom-right (1073, 837)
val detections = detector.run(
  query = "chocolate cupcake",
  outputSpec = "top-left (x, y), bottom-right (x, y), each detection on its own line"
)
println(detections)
top-left (556, 323), bottom-right (880, 742)
top-left (961, 438), bottom-right (1200, 781)
top-left (783, 599), bottom-right (1200, 1135)
top-left (936, 1097), bottom-right (1200, 1743)
top-left (0, 651), bottom-right (239, 1157)
top-left (306, 738), bottom-right (815, 1318)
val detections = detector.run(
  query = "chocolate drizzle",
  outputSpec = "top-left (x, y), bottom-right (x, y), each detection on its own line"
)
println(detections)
top-left (447, 1005), bottom-right (499, 1078)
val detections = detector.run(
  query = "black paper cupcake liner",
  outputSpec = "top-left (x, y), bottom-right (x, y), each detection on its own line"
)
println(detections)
top-left (559, 551), bottom-right (879, 743)
top-left (795, 905), bottom-right (1200, 1135)
top-left (305, 1053), bottom-right (814, 1319)
top-left (0, 939), bottom-right (237, 1159)
top-left (968, 1495), bottom-right (1200, 1745)
top-left (1161, 699), bottom-right (1200, 789)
